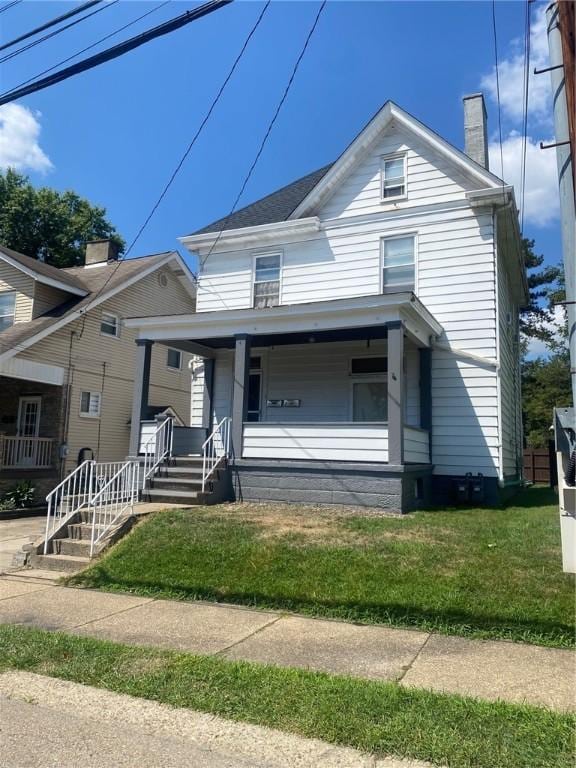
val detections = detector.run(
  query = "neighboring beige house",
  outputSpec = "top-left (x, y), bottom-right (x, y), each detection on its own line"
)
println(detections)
top-left (0, 240), bottom-right (196, 498)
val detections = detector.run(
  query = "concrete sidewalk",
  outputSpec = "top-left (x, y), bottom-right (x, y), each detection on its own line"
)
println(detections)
top-left (0, 517), bottom-right (46, 572)
top-left (0, 572), bottom-right (573, 712)
top-left (0, 670), bottom-right (434, 768)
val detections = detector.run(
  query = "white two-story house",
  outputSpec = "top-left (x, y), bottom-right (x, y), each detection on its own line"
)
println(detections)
top-left (126, 96), bottom-right (527, 512)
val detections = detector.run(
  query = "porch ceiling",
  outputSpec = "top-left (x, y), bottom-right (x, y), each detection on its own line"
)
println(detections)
top-left (125, 292), bottom-right (443, 350)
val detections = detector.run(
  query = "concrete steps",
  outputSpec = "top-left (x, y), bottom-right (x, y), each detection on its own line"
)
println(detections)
top-left (142, 455), bottom-right (229, 506)
top-left (31, 553), bottom-right (90, 573)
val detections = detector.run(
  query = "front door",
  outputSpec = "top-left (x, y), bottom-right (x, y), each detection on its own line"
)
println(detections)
top-left (16, 396), bottom-right (41, 466)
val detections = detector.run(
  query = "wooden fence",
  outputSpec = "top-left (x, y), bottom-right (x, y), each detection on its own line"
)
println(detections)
top-left (523, 445), bottom-right (556, 485)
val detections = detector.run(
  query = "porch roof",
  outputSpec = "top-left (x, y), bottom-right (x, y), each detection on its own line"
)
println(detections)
top-left (125, 292), bottom-right (442, 350)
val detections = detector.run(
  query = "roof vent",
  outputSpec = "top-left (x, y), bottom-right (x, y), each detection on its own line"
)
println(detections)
top-left (85, 239), bottom-right (119, 266)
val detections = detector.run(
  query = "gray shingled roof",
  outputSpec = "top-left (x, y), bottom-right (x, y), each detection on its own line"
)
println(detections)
top-left (193, 164), bottom-right (333, 235)
top-left (0, 251), bottom-right (176, 355)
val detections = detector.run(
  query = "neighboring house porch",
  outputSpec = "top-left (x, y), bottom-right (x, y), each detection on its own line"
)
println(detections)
top-left (0, 367), bottom-right (63, 496)
top-left (126, 293), bottom-right (442, 511)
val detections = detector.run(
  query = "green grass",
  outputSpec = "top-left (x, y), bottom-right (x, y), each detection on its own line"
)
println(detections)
top-left (0, 624), bottom-right (573, 768)
top-left (69, 486), bottom-right (575, 647)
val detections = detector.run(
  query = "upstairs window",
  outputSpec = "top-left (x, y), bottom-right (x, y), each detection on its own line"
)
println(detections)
top-left (253, 254), bottom-right (281, 309)
top-left (80, 391), bottom-right (101, 418)
top-left (0, 291), bottom-right (16, 332)
top-left (381, 154), bottom-right (406, 200)
top-left (166, 348), bottom-right (182, 370)
top-left (101, 312), bottom-right (119, 337)
top-left (382, 235), bottom-right (415, 291)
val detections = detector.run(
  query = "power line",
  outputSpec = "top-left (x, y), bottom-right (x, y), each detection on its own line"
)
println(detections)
top-left (79, 0), bottom-right (271, 319)
top-left (0, 1), bottom-right (23, 16)
top-left (0, 2), bottom-right (117, 65)
top-left (520, 0), bottom-right (531, 232)
top-left (491, 0), bottom-right (505, 192)
top-left (2, 1), bottom-right (171, 97)
top-left (0, 0), bottom-right (233, 107)
top-left (0, 0), bottom-right (101, 53)
top-left (200, 0), bottom-right (327, 271)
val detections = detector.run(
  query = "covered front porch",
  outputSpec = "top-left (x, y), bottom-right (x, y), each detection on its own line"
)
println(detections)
top-left (126, 294), bottom-right (441, 510)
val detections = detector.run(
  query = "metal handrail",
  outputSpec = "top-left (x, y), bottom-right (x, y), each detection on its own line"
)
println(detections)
top-left (44, 460), bottom-right (94, 554)
top-left (142, 417), bottom-right (173, 480)
top-left (89, 460), bottom-right (139, 557)
top-left (202, 417), bottom-right (231, 492)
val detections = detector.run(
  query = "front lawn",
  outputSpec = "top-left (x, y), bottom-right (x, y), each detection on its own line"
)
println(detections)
top-left (0, 625), bottom-right (573, 768)
top-left (70, 486), bottom-right (575, 647)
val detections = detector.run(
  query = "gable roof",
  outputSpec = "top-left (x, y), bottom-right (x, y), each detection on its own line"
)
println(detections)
top-left (186, 100), bottom-right (508, 242)
top-left (0, 244), bottom-right (88, 296)
top-left (192, 164), bottom-right (333, 235)
top-left (0, 250), bottom-right (194, 362)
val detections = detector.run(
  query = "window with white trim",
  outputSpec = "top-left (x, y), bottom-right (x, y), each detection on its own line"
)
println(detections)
top-left (382, 235), bottom-right (415, 291)
top-left (80, 391), bottom-right (101, 418)
top-left (166, 348), bottom-right (182, 370)
top-left (100, 312), bottom-right (119, 337)
top-left (253, 254), bottom-right (280, 309)
top-left (0, 291), bottom-right (16, 332)
top-left (381, 154), bottom-right (406, 199)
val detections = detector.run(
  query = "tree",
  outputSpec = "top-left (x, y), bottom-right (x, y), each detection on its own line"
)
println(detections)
top-left (520, 238), bottom-right (564, 345)
top-left (522, 349), bottom-right (572, 447)
top-left (0, 169), bottom-right (124, 268)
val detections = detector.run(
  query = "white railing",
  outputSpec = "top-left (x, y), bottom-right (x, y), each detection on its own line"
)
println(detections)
top-left (202, 417), bottom-right (231, 492)
top-left (1, 436), bottom-right (54, 469)
top-left (142, 417), bottom-right (173, 480)
top-left (44, 460), bottom-right (140, 556)
top-left (89, 461), bottom-right (139, 557)
top-left (44, 459), bottom-right (94, 553)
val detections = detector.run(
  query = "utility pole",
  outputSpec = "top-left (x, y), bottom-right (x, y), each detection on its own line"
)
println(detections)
top-left (545, 1), bottom-right (575, 573)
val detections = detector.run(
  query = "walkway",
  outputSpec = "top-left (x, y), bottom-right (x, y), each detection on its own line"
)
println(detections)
top-left (0, 516), bottom-right (45, 572)
top-left (0, 571), bottom-right (573, 712)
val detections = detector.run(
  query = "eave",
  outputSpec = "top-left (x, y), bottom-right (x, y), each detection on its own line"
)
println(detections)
top-left (179, 217), bottom-right (321, 255)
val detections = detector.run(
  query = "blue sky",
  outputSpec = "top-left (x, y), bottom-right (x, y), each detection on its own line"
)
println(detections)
top-left (0, 0), bottom-right (563, 330)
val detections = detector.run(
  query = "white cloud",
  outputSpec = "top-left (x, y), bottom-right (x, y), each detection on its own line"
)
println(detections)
top-left (0, 104), bottom-right (52, 173)
top-left (480, 3), bottom-right (552, 125)
top-left (524, 305), bottom-right (566, 359)
top-left (488, 132), bottom-right (559, 227)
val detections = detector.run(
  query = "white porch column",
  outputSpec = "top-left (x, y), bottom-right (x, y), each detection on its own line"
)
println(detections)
top-left (129, 339), bottom-right (153, 456)
top-left (231, 334), bottom-right (251, 459)
top-left (387, 321), bottom-right (405, 465)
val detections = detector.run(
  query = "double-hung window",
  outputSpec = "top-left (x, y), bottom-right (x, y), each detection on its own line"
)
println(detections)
top-left (382, 235), bottom-right (415, 291)
top-left (101, 312), bottom-right (119, 337)
top-left (381, 154), bottom-right (406, 199)
top-left (0, 291), bottom-right (16, 332)
top-left (80, 391), bottom-right (101, 418)
top-left (253, 254), bottom-right (281, 309)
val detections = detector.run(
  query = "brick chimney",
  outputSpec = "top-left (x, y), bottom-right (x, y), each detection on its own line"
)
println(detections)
top-left (85, 239), bottom-right (119, 266)
top-left (463, 93), bottom-right (489, 169)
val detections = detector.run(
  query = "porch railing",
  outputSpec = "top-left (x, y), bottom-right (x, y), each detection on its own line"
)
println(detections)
top-left (89, 461), bottom-right (139, 557)
top-left (202, 417), bottom-right (231, 492)
top-left (1, 436), bottom-right (54, 469)
top-left (142, 417), bottom-right (174, 480)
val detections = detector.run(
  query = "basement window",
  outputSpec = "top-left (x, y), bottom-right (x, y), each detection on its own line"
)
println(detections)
top-left (253, 254), bottom-right (281, 309)
top-left (100, 312), bottom-right (119, 337)
top-left (381, 153), bottom-right (407, 200)
top-left (166, 348), bottom-right (182, 370)
top-left (0, 291), bottom-right (16, 332)
top-left (80, 391), bottom-right (101, 418)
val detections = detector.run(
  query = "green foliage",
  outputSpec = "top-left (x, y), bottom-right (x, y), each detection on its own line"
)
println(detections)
top-left (69, 488), bottom-right (575, 648)
top-left (520, 238), bottom-right (564, 345)
top-left (0, 625), bottom-right (573, 768)
top-left (522, 350), bottom-right (572, 447)
top-left (0, 169), bottom-right (124, 268)
top-left (1, 480), bottom-right (36, 509)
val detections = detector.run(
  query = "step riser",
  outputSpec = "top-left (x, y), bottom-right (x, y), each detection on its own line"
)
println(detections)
top-left (52, 539), bottom-right (91, 557)
top-left (151, 481), bottom-right (203, 492)
top-left (68, 524), bottom-right (105, 541)
top-left (30, 554), bottom-right (88, 573)
top-left (144, 492), bottom-right (207, 505)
